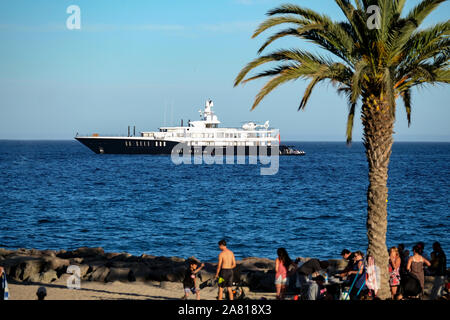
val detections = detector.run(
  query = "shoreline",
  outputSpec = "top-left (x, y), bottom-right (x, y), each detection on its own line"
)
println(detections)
top-left (1, 247), bottom-right (446, 300)
top-left (0, 247), bottom-right (344, 300)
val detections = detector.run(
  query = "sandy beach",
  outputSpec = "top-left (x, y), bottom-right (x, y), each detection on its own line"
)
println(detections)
top-left (0, 247), bottom-right (285, 300)
top-left (2, 247), bottom-right (446, 301)
top-left (7, 275), bottom-right (276, 300)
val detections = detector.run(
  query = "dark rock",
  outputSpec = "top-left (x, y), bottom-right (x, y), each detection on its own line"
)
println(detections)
top-left (327, 259), bottom-right (346, 274)
top-left (72, 257), bottom-right (84, 264)
top-left (17, 248), bottom-right (32, 255)
top-left (129, 265), bottom-right (152, 282)
top-left (88, 266), bottom-right (110, 282)
top-left (82, 256), bottom-right (108, 266)
top-left (41, 250), bottom-right (56, 257)
top-left (239, 257), bottom-right (275, 273)
top-left (19, 258), bottom-right (45, 281)
top-left (30, 249), bottom-right (43, 256)
top-left (166, 266), bottom-right (185, 282)
top-left (106, 267), bottom-right (132, 282)
top-left (74, 247), bottom-right (105, 258)
top-left (147, 268), bottom-right (168, 282)
top-left (29, 270), bottom-right (58, 283)
top-left (198, 269), bottom-right (215, 283)
top-left (43, 257), bottom-right (70, 271)
top-left (245, 270), bottom-right (275, 292)
top-left (111, 253), bottom-right (132, 261)
top-left (81, 265), bottom-right (95, 280)
top-left (105, 252), bottom-right (121, 260)
top-left (0, 248), bottom-right (13, 257)
top-left (140, 254), bottom-right (156, 260)
top-left (106, 260), bottom-right (134, 269)
top-left (76, 264), bottom-right (90, 278)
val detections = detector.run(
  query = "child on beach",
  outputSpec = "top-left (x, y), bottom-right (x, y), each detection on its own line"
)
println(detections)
top-left (182, 260), bottom-right (205, 300)
top-left (275, 248), bottom-right (296, 300)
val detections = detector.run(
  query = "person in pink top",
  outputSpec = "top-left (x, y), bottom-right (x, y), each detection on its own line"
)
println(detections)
top-left (275, 248), bottom-right (296, 300)
top-left (388, 247), bottom-right (401, 299)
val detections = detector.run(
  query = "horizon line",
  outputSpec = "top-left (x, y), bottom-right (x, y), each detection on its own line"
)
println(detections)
top-left (1, 139), bottom-right (449, 143)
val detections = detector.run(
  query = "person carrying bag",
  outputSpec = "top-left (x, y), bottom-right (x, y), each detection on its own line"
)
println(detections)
top-left (0, 267), bottom-right (9, 300)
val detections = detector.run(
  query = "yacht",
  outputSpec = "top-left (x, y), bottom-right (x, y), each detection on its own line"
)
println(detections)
top-left (75, 99), bottom-right (280, 155)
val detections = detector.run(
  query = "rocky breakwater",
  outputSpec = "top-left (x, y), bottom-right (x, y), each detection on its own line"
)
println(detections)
top-left (0, 247), bottom-right (189, 284)
top-left (0, 248), bottom-right (351, 292)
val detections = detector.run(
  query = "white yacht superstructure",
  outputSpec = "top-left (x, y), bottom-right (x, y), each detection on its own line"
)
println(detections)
top-left (141, 99), bottom-right (279, 148)
top-left (76, 99), bottom-right (281, 155)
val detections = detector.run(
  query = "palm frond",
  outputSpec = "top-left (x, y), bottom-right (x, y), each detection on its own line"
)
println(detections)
top-left (234, 0), bottom-right (449, 133)
top-left (406, 0), bottom-right (447, 27)
top-left (252, 16), bottom-right (310, 38)
top-left (346, 102), bottom-right (357, 144)
top-left (401, 89), bottom-right (412, 127)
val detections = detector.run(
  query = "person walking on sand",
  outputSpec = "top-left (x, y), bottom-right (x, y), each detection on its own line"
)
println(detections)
top-left (215, 239), bottom-right (236, 300)
top-left (182, 259), bottom-right (205, 300)
top-left (407, 245), bottom-right (431, 299)
top-left (275, 248), bottom-right (296, 300)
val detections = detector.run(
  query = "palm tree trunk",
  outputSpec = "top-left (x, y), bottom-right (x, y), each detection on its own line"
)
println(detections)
top-left (361, 94), bottom-right (394, 300)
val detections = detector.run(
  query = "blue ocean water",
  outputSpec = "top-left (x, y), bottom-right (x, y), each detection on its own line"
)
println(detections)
top-left (0, 141), bottom-right (448, 263)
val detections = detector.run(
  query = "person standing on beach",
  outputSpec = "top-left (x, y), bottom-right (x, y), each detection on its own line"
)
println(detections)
top-left (0, 266), bottom-right (7, 300)
top-left (397, 244), bottom-right (408, 277)
top-left (429, 242), bottom-right (447, 300)
top-left (215, 239), bottom-right (236, 300)
top-left (295, 258), bottom-right (329, 300)
top-left (416, 242), bottom-right (430, 262)
top-left (0, 267), bottom-right (4, 300)
top-left (407, 245), bottom-right (431, 299)
top-left (182, 260), bottom-right (205, 300)
top-left (275, 248), bottom-right (296, 300)
top-left (388, 247), bottom-right (401, 299)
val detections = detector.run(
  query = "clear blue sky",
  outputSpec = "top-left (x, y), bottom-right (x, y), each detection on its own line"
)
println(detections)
top-left (0, 0), bottom-right (449, 141)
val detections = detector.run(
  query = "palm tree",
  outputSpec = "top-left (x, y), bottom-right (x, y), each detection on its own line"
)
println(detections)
top-left (234, 0), bottom-right (449, 299)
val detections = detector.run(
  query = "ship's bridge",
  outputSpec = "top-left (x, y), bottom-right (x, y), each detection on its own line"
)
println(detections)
top-left (189, 99), bottom-right (220, 129)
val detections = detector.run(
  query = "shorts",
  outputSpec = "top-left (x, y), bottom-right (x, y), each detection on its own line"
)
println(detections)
top-left (184, 287), bottom-right (199, 294)
top-left (218, 269), bottom-right (234, 288)
top-left (275, 275), bottom-right (289, 285)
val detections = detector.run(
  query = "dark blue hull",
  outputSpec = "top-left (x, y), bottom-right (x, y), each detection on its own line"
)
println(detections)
top-left (75, 137), bottom-right (279, 156)
top-left (75, 137), bottom-right (177, 154)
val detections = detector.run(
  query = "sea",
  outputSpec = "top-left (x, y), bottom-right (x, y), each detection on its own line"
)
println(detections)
top-left (0, 140), bottom-right (448, 263)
